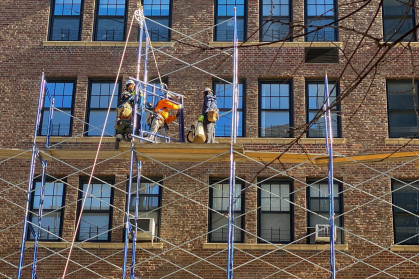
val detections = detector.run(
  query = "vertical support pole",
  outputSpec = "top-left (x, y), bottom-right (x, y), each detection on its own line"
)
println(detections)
top-left (227, 8), bottom-right (239, 279)
top-left (46, 98), bottom-right (54, 148)
top-left (122, 142), bottom-right (136, 279)
top-left (124, 10), bottom-right (147, 277)
top-left (136, 13), bottom-right (145, 140)
top-left (32, 160), bottom-right (47, 279)
top-left (18, 72), bottom-right (46, 279)
top-left (323, 73), bottom-right (335, 279)
top-left (179, 96), bottom-right (185, 142)
top-left (130, 160), bottom-right (141, 278)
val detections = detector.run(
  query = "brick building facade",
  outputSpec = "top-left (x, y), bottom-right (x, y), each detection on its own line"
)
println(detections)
top-left (1, 0), bottom-right (419, 278)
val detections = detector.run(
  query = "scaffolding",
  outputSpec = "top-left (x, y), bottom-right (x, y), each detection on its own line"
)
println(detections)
top-left (1, 3), bottom-right (419, 279)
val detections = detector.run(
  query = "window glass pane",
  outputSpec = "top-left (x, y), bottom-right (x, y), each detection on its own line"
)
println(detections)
top-left (382, 0), bottom-right (415, 42)
top-left (144, 18), bottom-right (170, 41)
top-left (210, 213), bottom-right (242, 242)
top-left (54, 0), bottom-right (82, 15)
top-left (51, 18), bottom-right (80, 41)
top-left (383, 0), bottom-right (413, 16)
top-left (31, 214), bottom-right (61, 240)
top-left (82, 183), bottom-right (111, 210)
top-left (216, 18), bottom-right (245, 41)
top-left (79, 213), bottom-right (110, 241)
top-left (260, 213), bottom-right (291, 242)
top-left (96, 19), bottom-right (125, 41)
top-left (261, 111), bottom-right (290, 137)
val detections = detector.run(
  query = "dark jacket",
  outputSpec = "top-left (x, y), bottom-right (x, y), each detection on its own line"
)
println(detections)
top-left (202, 92), bottom-right (217, 115)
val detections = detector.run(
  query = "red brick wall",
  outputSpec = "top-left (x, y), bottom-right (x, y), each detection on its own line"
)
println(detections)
top-left (1, 0), bottom-right (419, 278)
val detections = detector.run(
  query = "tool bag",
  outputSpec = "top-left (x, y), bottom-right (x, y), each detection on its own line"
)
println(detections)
top-left (207, 110), bottom-right (219, 123)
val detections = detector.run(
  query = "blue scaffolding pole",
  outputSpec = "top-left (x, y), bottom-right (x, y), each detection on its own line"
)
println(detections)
top-left (227, 8), bottom-right (239, 279)
top-left (323, 73), bottom-right (336, 279)
top-left (31, 158), bottom-right (47, 279)
top-left (122, 9), bottom-right (148, 278)
top-left (17, 72), bottom-right (47, 279)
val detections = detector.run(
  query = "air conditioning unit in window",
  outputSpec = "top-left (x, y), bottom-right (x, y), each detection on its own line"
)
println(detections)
top-left (315, 224), bottom-right (336, 243)
top-left (129, 217), bottom-right (156, 244)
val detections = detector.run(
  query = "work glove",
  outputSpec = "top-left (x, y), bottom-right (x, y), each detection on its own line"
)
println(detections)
top-left (198, 115), bottom-right (204, 122)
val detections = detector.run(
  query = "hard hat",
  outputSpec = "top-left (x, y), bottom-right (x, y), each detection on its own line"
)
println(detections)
top-left (203, 87), bottom-right (212, 93)
top-left (126, 80), bottom-right (135, 86)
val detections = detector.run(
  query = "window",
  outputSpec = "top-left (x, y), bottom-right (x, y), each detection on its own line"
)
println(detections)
top-left (40, 81), bottom-right (75, 136)
top-left (209, 179), bottom-right (244, 242)
top-left (214, 80), bottom-right (245, 137)
top-left (128, 179), bottom-right (162, 240)
top-left (307, 180), bottom-right (343, 244)
top-left (49, 0), bottom-right (83, 41)
top-left (78, 179), bottom-right (113, 241)
top-left (392, 180), bottom-right (419, 245)
top-left (382, 0), bottom-right (416, 42)
top-left (305, 0), bottom-right (337, 41)
top-left (214, 0), bottom-right (246, 41)
top-left (142, 0), bottom-right (171, 41)
top-left (85, 80), bottom-right (121, 136)
top-left (258, 180), bottom-right (292, 243)
top-left (259, 81), bottom-right (292, 137)
top-left (387, 80), bottom-right (419, 138)
top-left (260, 0), bottom-right (292, 41)
top-left (94, 0), bottom-right (127, 41)
top-left (28, 179), bottom-right (66, 241)
top-left (306, 80), bottom-right (340, 138)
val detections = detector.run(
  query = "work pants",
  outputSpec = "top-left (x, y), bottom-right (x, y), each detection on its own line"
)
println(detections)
top-left (203, 116), bottom-right (215, 143)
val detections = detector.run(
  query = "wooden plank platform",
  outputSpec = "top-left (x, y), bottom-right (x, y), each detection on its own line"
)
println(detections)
top-left (0, 144), bottom-right (418, 166)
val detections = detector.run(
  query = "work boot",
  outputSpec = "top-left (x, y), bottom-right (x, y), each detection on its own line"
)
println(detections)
top-left (115, 134), bottom-right (123, 149)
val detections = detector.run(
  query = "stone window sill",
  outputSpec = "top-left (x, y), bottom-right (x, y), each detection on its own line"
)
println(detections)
top-left (209, 41), bottom-right (344, 48)
top-left (203, 243), bottom-right (348, 251)
top-left (26, 241), bottom-right (163, 249)
top-left (43, 41), bottom-right (173, 48)
top-left (391, 245), bottom-right (419, 252)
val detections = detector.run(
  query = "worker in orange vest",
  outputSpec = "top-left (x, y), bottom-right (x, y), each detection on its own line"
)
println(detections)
top-left (148, 96), bottom-right (182, 142)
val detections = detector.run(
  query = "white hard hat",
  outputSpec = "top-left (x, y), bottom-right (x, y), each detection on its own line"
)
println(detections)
top-left (126, 80), bottom-right (135, 86)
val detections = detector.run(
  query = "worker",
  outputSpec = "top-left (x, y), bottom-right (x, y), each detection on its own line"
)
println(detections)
top-left (124, 79), bottom-right (136, 97)
top-left (199, 87), bottom-right (218, 143)
top-left (148, 96), bottom-right (182, 142)
top-left (114, 91), bottom-right (133, 149)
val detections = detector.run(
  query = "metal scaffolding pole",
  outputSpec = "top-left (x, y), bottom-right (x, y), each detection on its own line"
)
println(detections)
top-left (31, 159), bottom-right (47, 279)
top-left (122, 9), bottom-right (147, 278)
top-left (17, 72), bottom-right (46, 279)
top-left (227, 8), bottom-right (239, 279)
top-left (323, 73), bottom-right (336, 279)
